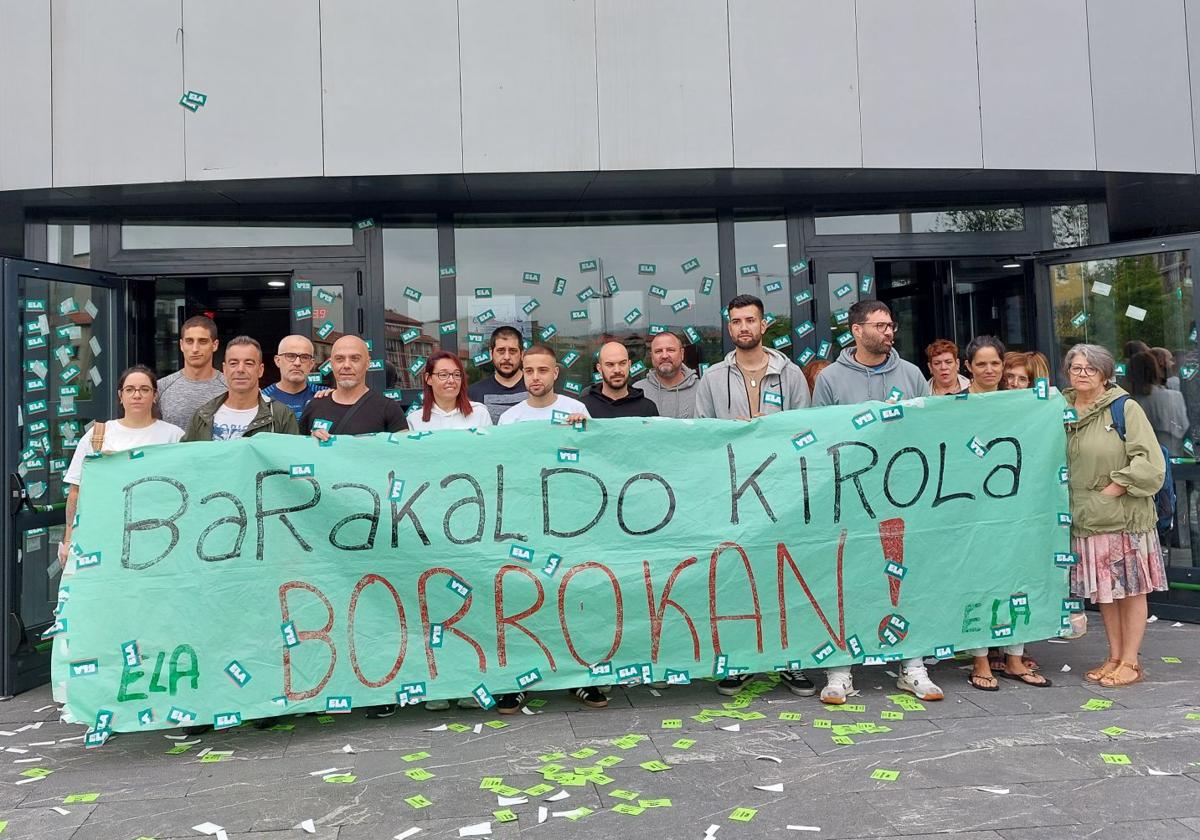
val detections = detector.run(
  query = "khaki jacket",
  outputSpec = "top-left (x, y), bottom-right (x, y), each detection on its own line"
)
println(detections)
top-left (1065, 385), bottom-right (1165, 538)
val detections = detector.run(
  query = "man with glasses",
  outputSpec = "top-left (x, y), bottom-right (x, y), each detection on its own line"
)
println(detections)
top-left (263, 334), bottom-right (322, 420)
top-left (810, 300), bottom-right (941, 706)
top-left (811, 300), bottom-right (929, 407)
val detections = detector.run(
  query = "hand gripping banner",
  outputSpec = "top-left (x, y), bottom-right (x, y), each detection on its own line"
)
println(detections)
top-left (52, 391), bottom-right (1070, 736)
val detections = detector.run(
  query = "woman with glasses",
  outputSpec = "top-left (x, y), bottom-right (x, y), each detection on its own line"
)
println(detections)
top-left (958, 338), bottom-right (1052, 691)
top-left (1001, 351), bottom-right (1051, 391)
top-left (1065, 344), bottom-right (1167, 688)
top-left (407, 351), bottom-right (493, 432)
top-left (58, 365), bottom-right (184, 566)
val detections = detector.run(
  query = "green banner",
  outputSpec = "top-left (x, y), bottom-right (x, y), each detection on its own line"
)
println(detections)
top-left (52, 391), bottom-right (1070, 737)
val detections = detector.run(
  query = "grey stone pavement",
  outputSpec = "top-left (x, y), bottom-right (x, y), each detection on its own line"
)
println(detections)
top-left (0, 621), bottom-right (1198, 840)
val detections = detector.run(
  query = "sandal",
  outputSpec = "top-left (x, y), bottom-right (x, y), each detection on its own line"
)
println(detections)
top-left (968, 672), bottom-right (999, 692)
top-left (997, 669), bottom-right (1052, 688)
top-left (1099, 661), bottom-right (1143, 688)
top-left (1085, 659), bottom-right (1119, 683)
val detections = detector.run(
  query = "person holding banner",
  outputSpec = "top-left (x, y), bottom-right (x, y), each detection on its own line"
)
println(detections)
top-left (492, 345), bottom-right (604, 712)
top-left (583, 341), bottom-right (659, 418)
top-left (300, 335), bottom-right (408, 439)
top-left (926, 339), bottom-right (969, 396)
top-left (469, 326), bottom-right (528, 425)
top-left (263, 334), bottom-right (322, 420)
top-left (812, 301), bottom-right (942, 704)
top-left (956, 338), bottom-right (1052, 691)
top-left (181, 336), bottom-right (300, 441)
top-left (695, 294), bottom-right (810, 421)
top-left (408, 351), bottom-right (493, 432)
top-left (59, 365), bottom-right (184, 567)
top-left (634, 331), bottom-right (699, 418)
top-left (1065, 344), bottom-right (1167, 688)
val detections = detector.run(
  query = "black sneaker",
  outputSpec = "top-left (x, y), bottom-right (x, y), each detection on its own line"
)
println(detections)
top-left (253, 716), bottom-right (280, 730)
top-left (182, 725), bottom-right (211, 736)
top-left (496, 692), bottom-right (526, 715)
top-left (780, 669), bottom-right (817, 697)
top-left (716, 673), bottom-right (754, 696)
top-left (571, 686), bottom-right (608, 708)
top-left (365, 704), bottom-right (396, 719)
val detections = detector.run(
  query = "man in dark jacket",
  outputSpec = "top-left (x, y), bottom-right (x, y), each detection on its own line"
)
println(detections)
top-left (182, 335), bottom-right (300, 441)
top-left (582, 341), bottom-right (659, 419)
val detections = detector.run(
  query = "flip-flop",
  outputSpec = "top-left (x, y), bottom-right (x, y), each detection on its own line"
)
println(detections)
top-left (968, 672), bottom-right (999, 692)
top-left (997, 670), bottom-right (1052, 688)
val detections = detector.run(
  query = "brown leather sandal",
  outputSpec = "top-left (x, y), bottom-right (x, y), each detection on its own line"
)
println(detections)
top-left (1084, 659), bottom-right (1119, 683)
top-left (1099, 661), bottom-right (1143, 688)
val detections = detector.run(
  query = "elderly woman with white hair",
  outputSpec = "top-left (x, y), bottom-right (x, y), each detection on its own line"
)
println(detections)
top-left (1064, 343), bottom-right (1167, 688)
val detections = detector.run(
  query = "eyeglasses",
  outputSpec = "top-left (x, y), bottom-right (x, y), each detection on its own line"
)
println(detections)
top-left (431, 371), bottom-right (463, 382)
top-left (1068, 365), bottom-right (1099, 376)
top-left (863, 321), bottom-right (898, 333)
top-left (279, 353), bottom-right (314, 364)
top-left (121, 386), bottom-right (154, 396)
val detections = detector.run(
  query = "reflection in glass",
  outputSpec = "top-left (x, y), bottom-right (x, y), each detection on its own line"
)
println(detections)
top-left (1051, 204), bottom-right (1090, 248)
top-left (382, 227), bottom-right (440, 390)
top-left (735, 218), bottom-right (792, 356)
top-left (46, 223), bottom-right (90, 268)
top-left (453, 219), bottom-right (719, 392)
top-left (815, 206), bottom-right (1023, 235)
top-left (121, 223), bottom-right (353, 250)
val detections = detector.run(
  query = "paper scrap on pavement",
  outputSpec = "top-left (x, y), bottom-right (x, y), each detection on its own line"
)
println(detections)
top-left (1147, 615), bottom-right (1158, 623)
top-left (51, 807), bottom-right (69, 816)
top-left (520, 706), bottom-right (540, 715)
top-left (786, 827), bottom-right (821, 833)
top-left (1045, 638), bottom-right (1069, 644)
top-left (15, 776), bottom-right (45, 785)
top-left (296, 818), bottom-right (316, 834)
top-left (754, 783), bottom-right (784, 792)
top-left (546, 790), bottom-right (570, 801)
top-left (497, 795), bottom-right (527, 806)
top-left (394, 829), bottom-right (422, 840)
top-left (719, 724), bottom-right (741, 732)
top-left (28, 741), bottom-right (55, 747)
top-left (310, 767), bottom-right (341, 776)
top-left (342, 744), bottom-right (356, 753)
top-left (976, 787), bottom-right (1010, 794)
top-left (1148, 768), bottom-right (1178, 776)
top-left (704, 825), bottom-right (720, 838)
top-left (755, 755), bottom-right (782, 763)
top-left (192, 823), bottom-right (227, 837)
top-left (538, 806), bottom-right (548, 824)
top-left (34, 705), bottom-right (57, 713)
top-left (1061, 665), bottom-right (1071, 672)
top-left (425, 724), bottom-right (448, 732)
top-left (1172, 622), bottom-right (1184, 627)
top-left (458, 823), bottom-right (491, 837)
top-left (14, 758), bottom-right (40, 763)
top-left (473, 724), bottom-right (483, 734)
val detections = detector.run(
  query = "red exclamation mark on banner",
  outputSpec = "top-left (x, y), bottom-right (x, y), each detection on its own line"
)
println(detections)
top-left (879, 517), bottom-right (906, 607)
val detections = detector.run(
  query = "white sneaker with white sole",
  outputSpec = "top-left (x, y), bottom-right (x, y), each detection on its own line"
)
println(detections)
top-left (820, 667), bottom-right (854, 705)
top-left (897, 663), bottom-right (944, 701)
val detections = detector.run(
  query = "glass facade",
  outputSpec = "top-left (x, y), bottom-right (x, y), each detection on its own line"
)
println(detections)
top-left (453, 218), bottom-right (720, 391)
top-left (1051, 204), bottom-right (1091, 248)
top-left (815, 207), bottom-right (1024, 235)
top-left (734, 217), bottom-right (792, 356)
top-left (46, 224), bottom-right (90, 268)
top-left (121, 223), bottom-right (353, 250)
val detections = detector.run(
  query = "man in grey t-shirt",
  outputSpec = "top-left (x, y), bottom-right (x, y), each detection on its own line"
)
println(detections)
top-left (158, 315), bottom-right (227, 430)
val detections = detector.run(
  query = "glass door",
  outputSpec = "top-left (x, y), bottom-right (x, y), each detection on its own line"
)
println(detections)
top-left (289, 268), bottom-right (379, 390)
top-left (1037, 235), bottom-right (1200, 618)
top-left (1, 259), bottom-right (132, 695)
top-left (813, 255), bottom-right (874, 363)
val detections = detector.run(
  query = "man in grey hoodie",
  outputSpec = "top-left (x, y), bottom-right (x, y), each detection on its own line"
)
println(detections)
top-left (692, 294), bottom-right (815, 700)
top-left (634, 331), bottom-right (699, 418)
top-left (811, 300), bottom-right (931, 407)
top-left (694, 294), bottom-right (811, 421)
top-left (809, 299), bottom-right (943, 707)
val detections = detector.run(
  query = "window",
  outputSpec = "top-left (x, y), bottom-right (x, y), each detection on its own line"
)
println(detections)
top-left (734, 217), bottom-right (792, 356)
top-left (814, 207), bottom-right (1024, 235)
top-left (382, 227), bottom-right (440, 390)
top-left (453, 217), bottom-right (720, 391)
top-left (46, 224), bottom-right (90, 268)
top-left (1051, 204), bottom-right (1091, 248)
top-left (121, 223), bottom-right (353, 250)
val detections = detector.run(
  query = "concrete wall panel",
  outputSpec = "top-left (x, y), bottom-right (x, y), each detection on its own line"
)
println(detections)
top-left (0, 1), bottom-right (52, 191)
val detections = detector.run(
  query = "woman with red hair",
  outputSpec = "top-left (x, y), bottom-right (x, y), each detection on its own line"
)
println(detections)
top-left (408, 350), bottom-right (493, 431)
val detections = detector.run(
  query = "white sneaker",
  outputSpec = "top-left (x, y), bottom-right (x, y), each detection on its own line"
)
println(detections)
top-left (897, 664), bottom-right (944, 701)
top-left (1060, 612), bottom-right (1088, 640)
top-left (820, 668), bottom-right (854, 705)
top-left (424, 699), bottom-right (450, 711)
top-left (456, 697), bottom-right (482, 709)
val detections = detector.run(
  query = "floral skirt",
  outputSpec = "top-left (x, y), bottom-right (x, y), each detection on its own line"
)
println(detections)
top-left (1070, 530), bottom-right (1168, 603)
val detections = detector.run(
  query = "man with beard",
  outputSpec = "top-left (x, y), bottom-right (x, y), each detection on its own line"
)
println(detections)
top-left (469, 325), bottom-right (528, 424)
top-left (582, 341), bottom-right (659, 418)
top-left (694, 294), bottom-right (811, 420)
top-left (810, 299), bottom-right (941, 707)
top-left (811, 300), bottom-right (929, 406)
top-left (634, 331), bottom-right (699, 418)
top-left (692, 295), bottom-right (814, 701)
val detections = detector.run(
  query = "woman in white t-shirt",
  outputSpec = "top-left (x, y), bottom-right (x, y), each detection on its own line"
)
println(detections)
top-left (59, 365), bottom-right (184, 565)
top-left (407, 351), bottom-right (494, 432)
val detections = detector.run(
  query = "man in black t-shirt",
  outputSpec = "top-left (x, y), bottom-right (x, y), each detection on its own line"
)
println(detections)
top-left (468, 325), bottom-right (527, 424)
top-left (299, 335), bottom-right (408, 438)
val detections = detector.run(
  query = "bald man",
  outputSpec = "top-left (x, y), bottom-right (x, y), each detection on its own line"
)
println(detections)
top-left (581, 341), bottom-right (659, 419)
top-left (299, 335), bottom-right (407, 440)
top-left (264, 334), bottom-right (321, 420)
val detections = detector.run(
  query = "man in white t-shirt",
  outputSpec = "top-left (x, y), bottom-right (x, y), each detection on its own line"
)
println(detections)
top-left (497, 345), bottom-right (590, 425)
top-left (182, 336), bottom-right (299, 442)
